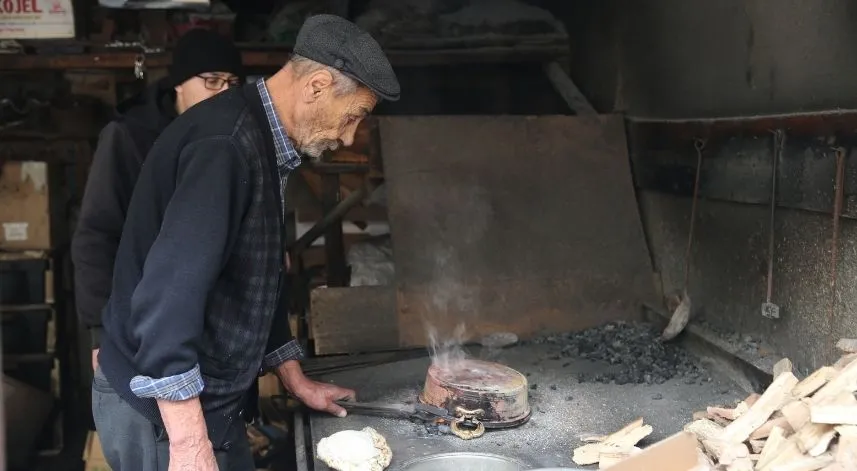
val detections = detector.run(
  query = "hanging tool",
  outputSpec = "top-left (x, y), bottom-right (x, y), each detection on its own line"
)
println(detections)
top-left (829, 147), bottom-right (847, 324)
top-left (661, 138), bottom-right (705, 341)
top-left (762, 130), bottom-right (784, 319)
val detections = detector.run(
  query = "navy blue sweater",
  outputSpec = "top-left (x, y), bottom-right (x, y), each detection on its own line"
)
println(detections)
top-left (98, 83), bottom-right (299, 447)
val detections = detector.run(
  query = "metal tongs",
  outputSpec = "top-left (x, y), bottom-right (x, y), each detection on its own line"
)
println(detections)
top-left (335, 400), bottom-right (486, 439)
top-left (335, 400), bottom-right (453, 422)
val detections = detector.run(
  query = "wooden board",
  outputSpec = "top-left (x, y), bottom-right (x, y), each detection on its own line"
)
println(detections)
top-left (381, 115), bottom-right (658, 347)
top-left (309, 286), bottom-right (398, 355)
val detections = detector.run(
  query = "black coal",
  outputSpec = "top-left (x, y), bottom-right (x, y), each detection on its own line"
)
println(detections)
top-left (530, 321), bottom-right (707, 385)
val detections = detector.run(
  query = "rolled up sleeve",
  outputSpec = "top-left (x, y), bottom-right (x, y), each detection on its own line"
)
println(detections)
top-left (129, 137), bottom-right (251, 401)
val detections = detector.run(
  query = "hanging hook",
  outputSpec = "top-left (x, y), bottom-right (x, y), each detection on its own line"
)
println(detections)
top-left (694, 138), bottom-right (707, 152)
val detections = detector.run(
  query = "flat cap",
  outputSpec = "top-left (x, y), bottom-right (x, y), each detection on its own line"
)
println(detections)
top-left (294, 14), bottom-right (400, 101)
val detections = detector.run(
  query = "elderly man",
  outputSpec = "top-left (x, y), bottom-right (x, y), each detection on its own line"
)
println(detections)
top-left (73, 28), bottom-right (244, 373)
top-left (91, 14), bottom-right (399, 471)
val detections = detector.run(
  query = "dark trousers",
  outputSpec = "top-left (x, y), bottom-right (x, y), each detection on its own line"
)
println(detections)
top-left (92, 367), bottom-right (255, 471)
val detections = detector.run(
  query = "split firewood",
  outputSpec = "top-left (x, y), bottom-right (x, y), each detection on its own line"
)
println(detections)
top-left (836, 338), bottom-right (857, 354)
top-left (700, 439), bottom-right (749, 465)
top-left (597, 446), bottom-right (640, 469)
top-left (818, 464), bottom-right (846, 471)
top-left (683, 356), bottom-right (857, 470)
top-left (810, 391), bottom-right (857, 425)
top-left (833, 353), bottom-right (857, 371)
top-left (750, 415), bottom-right (794, 440)
top-left (725, 456), bottom-right (753, 471)
top-left (813, 359), bottom-right (857, 403)
top-left (759, 437), bottom-right (804, 471)
top-left (745, 393), bottom-right (762, 407)
top-left (572, 418), bottom-right (652, 466)
top-left (793, 367), bottom-right (837, 400)
top-left (721, 372), bottom-right (799, 443)
top-left (834, 425), bottom-right (857, 468)
top-left (774, 358), bottom-right (794, 378)
top-left (781, 399), bottom-right (812, 430)
top-left (757, 426), bottom-right (788, 469)
top-left (695, 447), bottom-right (715, 468)
top-left (767, 452), bottom-right (833, 471)
top-left (795, 423), bottom-right (836, 456)
top-left (749, 439), bottom-right (766, 453)
top-left (684, 419), bottom-right (723, 443)
top-left (707, 401), bottom-right (749, 421)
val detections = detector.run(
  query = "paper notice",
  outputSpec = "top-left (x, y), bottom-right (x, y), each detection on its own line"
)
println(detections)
top-left (3, 222), bottom-right (28, 241)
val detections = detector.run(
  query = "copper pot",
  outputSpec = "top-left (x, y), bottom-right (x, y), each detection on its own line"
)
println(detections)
top-left (418, 359), bottom-right (531, 439)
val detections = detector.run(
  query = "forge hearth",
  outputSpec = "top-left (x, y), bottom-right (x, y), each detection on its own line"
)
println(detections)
top-left (418, 359), bottom-right (532, 436)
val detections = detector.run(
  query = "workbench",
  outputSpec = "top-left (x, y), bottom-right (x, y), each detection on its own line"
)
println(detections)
top-left (294, 342), bottom-right (744, 470)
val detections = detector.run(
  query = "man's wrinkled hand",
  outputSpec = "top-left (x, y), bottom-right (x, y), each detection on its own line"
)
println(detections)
top-left (292, 380), bottom-right (356, 418)
top-left (168, 439), bottom-right (219, 471)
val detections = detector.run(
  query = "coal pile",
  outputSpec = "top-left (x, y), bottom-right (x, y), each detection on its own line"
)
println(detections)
top-left (531, 321), bottom-right (707, 386)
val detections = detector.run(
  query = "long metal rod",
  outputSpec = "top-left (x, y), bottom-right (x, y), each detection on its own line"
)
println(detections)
top-left (829, 147), bottom-right (847, 323)
top-left (289, 179), bottom-right (380, 256)
top-left (766, 130), bottom-right (783, 303)
top-left (683, 139), bottom-right (705, 289)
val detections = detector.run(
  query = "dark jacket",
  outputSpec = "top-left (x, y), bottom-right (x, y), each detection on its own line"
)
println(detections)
top-left (98, 83), bottom-right (294, 447)
top-left (72, 79), bottom-right (177, 348)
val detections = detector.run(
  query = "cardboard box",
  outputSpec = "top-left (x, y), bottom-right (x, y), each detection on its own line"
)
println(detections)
top-left (82, 431), bottom-right (111, 471)
top-left (605, 432), bottom-right (704, 471)
top-left (0, 161), bottom-right (52, 250)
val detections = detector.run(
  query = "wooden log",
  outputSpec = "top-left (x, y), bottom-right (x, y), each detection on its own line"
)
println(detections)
top-left (701, 440), bottom-right (749, 465)
top-left (834, 425), bottom-right (857, 468)
top-left (725, 457), bottom-right (753, 471)
top-left (757, 426), bottom-right (789, 469)
top-left (782, 399), bottom-right (812, 430)
top-left (833, 353), bottom-right (857, 371)
top-left (796, 423), bottom-right (837, 456)
top-left (751, 416), bottom-right (794, 440)
top-left (749, 438), bottom-right (767, 453)
top-left (793, 367), bottom-right (837, 400)
top-left (721, 372), bottom-right (799, 443)
top-left (572, 419), bottom-right (651, 466)
top-left (836, 339), bottom-right (857, 354)
top-left (767, 452), bottom-right (833, 471)
top-left (759, 437), bottom-right (804, 471)
top-left (810, 392), bottom-right (857, 425)
top-left (708, 402), bottom-right (748, 421)
top-left (775, 358), bottom-right (794, 378)
top-left (813, 360), bottom-right (857, 403)
top-left (684, 419), bottom-right (724, 443)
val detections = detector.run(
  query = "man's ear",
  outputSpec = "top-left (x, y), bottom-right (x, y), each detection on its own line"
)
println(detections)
top-left (302, 69), bottom-right (334, 103)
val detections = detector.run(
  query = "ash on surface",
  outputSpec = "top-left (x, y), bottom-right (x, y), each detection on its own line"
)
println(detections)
top-left (530, 321), bottom-right (706, 385)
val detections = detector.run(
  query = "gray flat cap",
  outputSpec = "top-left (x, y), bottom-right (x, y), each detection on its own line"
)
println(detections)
top-left (294, 14), bottom-right (400, 101)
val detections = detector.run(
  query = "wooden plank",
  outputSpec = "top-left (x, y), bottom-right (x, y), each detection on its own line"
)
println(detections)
top-left (382, 115), bottom-right (658, 347)
top-left (309, 286), bottom-right (398, 355)
top-left (543, 61), bottom-right (597, 116)
top-left (0, 44), bottom-right (569, 71)
top-left (721, 372), bottom-right (799, 443)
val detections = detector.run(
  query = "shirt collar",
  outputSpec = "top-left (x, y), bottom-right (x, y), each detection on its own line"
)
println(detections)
top-left (255, 79), bottom-right (301, 171)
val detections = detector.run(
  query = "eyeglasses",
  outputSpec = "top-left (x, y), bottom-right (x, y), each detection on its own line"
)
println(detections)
top-left (197, 75), bottom-right (242, 91)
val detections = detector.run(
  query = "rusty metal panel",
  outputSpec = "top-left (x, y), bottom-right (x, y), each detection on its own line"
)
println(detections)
top-left (381, 115), bottom-right (658, 347)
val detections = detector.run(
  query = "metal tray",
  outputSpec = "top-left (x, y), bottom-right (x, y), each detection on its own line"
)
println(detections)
top-left (393, 452), bottom-right (530, 471)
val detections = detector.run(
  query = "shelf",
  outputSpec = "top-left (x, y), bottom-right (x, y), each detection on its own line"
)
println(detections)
top-left (0, 303), bottom-right (53, 313)
top-left (0, 43), bottom-right (568, 71)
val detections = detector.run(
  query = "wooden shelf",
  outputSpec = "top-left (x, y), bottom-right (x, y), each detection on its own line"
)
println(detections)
top-left (0, 43), bottom-right (568, 71)
top-left (0, 303), bottom-right (53, 313)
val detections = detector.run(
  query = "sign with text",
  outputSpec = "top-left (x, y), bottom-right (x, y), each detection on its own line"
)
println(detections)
top-left (0, 0), bottom-right (74, 39)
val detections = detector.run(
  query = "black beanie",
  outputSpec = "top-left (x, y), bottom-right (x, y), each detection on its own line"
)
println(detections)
top-left (168, 28), bottom-right (245, 87)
